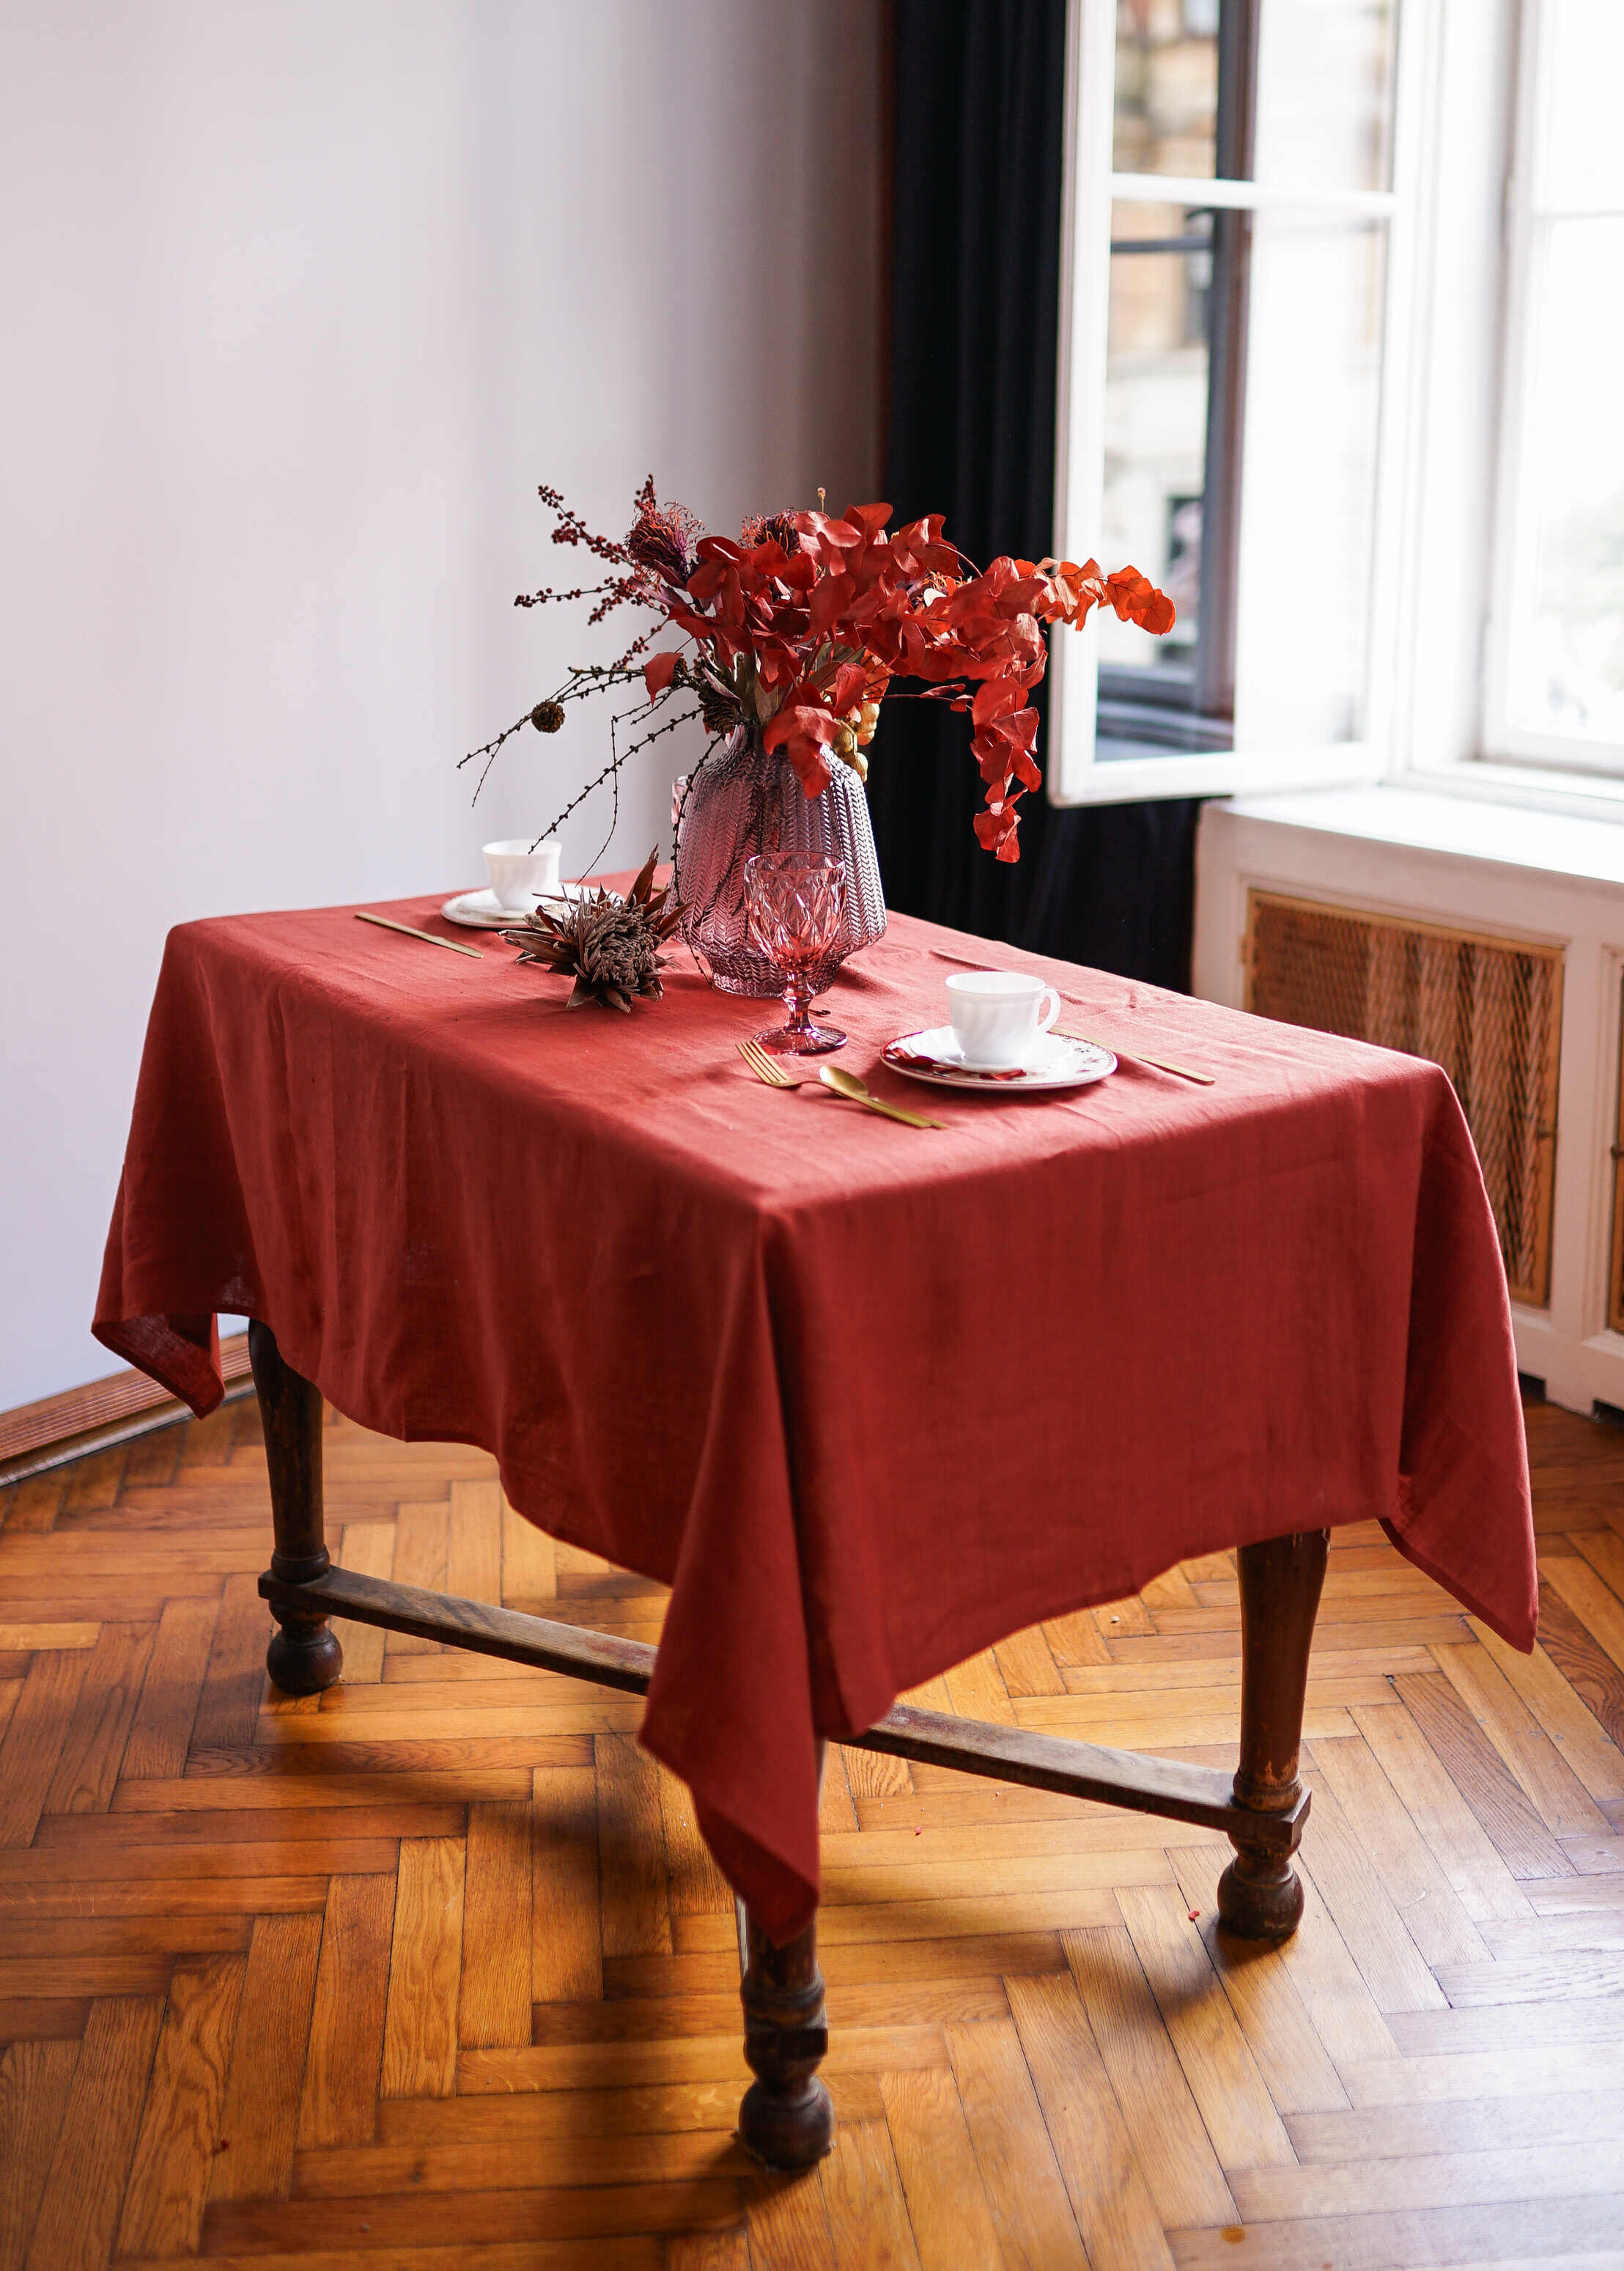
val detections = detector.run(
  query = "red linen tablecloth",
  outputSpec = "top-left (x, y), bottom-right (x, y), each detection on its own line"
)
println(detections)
top-left (95, 890), bottom-right (1537, 1940)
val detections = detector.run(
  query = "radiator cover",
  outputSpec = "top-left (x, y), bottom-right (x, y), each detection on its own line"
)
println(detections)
top-left (1244, 891), bottom-right (1563, 1308)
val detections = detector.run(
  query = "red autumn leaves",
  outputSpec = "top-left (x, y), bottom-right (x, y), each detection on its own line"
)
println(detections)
top-left (643, 502), bottom-right (1173, 863)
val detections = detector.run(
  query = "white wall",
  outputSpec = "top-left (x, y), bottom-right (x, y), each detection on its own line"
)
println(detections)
top-left (0, 1), bottom-right (881, 1413)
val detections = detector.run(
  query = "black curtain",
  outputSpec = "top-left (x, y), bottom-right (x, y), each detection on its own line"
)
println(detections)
top-left (868, 0), bottom-right (1200, 991)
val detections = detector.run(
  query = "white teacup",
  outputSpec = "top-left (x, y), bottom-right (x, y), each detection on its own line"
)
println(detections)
top-left (484, 837), bottom-right (561, 911)
top-left (945, 969), bottom-right (1062, 1069)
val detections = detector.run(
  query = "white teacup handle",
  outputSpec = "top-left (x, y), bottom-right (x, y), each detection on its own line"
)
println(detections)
top-left (1037, 987), bottom-right (1061, 1034)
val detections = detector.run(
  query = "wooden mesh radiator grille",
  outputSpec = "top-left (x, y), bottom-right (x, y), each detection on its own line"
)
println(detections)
top-left (1244, 891), bottom-right (1562, 1308)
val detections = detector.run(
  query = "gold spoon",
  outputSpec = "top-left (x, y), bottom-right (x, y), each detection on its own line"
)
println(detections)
top-left (819, 1063), bottom-right (944, 1129)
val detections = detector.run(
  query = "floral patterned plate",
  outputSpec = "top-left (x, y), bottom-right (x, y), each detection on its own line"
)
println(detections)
top-left (882, 1026), bottom-right (1116, 1094)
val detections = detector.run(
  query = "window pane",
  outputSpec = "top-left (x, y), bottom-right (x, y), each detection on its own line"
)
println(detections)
top-left (1538, 2), bottom-right (1624, 210)
top-left (1504, 218), bottom-right (1624, 750)
top-left (1252, 1), bottom-right (1398, 194)
top-left (1113, 1), bottom-right (1398, 191)
top-left (1099, 202), bottom-right (1209, 678)
top-left (1233, 214), bottom-right (1386, 747)
top-left (1113, 2), bottom-right (1219, 179)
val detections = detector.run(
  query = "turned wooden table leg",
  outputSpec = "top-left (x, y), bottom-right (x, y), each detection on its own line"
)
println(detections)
top-left (1217, 1526), bottom-right (1329, 1941)
top-left (735, 1901), bottom-right (833, 2171)
top-left (249, 1319), bottom-right (342, 1695)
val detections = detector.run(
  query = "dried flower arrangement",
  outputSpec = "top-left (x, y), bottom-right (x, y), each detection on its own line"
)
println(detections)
top-left (500, 848), bottom-right (681, 1012)
top-left (465, 479), bottom-right (1173, 865)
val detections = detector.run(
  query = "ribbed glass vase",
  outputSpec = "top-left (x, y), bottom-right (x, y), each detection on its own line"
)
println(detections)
top-left (672, 724), bottom-right (887, 995)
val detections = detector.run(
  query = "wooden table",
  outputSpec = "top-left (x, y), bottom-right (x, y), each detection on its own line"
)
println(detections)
top-left (248, 1319), bottom-right (1328, 2173)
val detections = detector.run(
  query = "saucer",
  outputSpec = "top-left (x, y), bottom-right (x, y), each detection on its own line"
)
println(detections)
top-left (442, 885), bottom-right (586, 930)
top-left (883, 1026), bottom-right (1116, 1093)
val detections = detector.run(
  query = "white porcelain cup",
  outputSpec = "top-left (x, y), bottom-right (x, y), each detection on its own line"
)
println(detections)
top-left (484, 837), bottom-right (561, 911)
top-left (945, 969), bottom-right (1062, 1069)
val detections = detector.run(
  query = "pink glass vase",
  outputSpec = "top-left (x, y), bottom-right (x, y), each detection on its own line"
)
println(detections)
top-left (672, 724), bottom-right (886, 996)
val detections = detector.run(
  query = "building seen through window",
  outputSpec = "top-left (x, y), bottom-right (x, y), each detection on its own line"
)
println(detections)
top-left (1097, 0), bottom-right (1395, 763)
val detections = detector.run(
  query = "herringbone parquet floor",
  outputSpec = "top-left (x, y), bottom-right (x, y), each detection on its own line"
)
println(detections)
top-left (1, 1396), bottom-right (1623, 2270)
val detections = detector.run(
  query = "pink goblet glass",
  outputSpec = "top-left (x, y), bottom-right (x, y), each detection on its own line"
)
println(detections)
top-left (744, 851), bottom-right (849, 1056)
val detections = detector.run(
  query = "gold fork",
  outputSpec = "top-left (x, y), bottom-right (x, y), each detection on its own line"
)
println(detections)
top-left (736, 1039), bottom-right (944, 1128)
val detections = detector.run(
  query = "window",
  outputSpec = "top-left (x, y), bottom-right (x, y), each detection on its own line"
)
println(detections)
top-left (1052, 0), bottom-right (1414, 802)
top-left (1485, 2), bottom-right (1624, 777)
top-left (1055, 0), bottom-right (1624, 813)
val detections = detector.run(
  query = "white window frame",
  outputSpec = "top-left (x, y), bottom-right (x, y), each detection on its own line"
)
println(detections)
top-left (1480, 0), bottom-right (1624, 781)
top-left (1049, 0), bottom-right (1438, 806)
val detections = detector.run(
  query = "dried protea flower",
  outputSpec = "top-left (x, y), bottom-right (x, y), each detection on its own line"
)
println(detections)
top-left (626, 493), bottom-right (702, 597)
top-left (741, 511), bottom-right (799, 553)
top-left (500, 850), bottom-right (682, 1013)
top-left (530, 700), bottom-right (565, 733)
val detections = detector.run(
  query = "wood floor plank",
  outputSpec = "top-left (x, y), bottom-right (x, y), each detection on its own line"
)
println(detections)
top-left (1469, 1619), bottom-right (1624, 1801)
top-left (0, 1648), bottom-right (89, 1847)
top-left (597, 1734), bottom-right (673, 1962)
top-left (1432, 1638), bottom-right (1613, 1836)
top-left (25, 1993), bottom-right (163, 2271)
top-left (532, 1763), bottom-right (603, 2005)
top-left (879, 2066), bottom-right (1005, 2271)
top-left (458, 1800), bottom-right (533, 2049)
top-left (1230, 2136), bottom-right (1624, 2220)
top-left (202, 2177), bottom-right (745, 2253)
top-left (501, 1489), bottom-right (557, 1602)
top-left (944, 2014), bottom-right (1088, 2271)
top-left (1351, 1701), bottom-right (1535, 1921)
top-left (1166, 2195), bottom-right (1624, 2270)
top-left (39, 1621), bottom-right (156, 1817)
top-left (658, 1768), bottom-right (733, 1919)
top-left (942, 1649), bottom-right (1018, 1728)
top-left (188, 1572), bottom-right (270, 1751)
top-left (1536, 1575), bottom-right (1624, 1753)
top-left (1428, 1948), bottom-right (1624, 2006)
top-left (0, 1623), bottom-right (98, 1652)
top-left (1340, 2041), bottom-right (1624, 2105)
top-left (1292, 1770), bottom-right (1448, 2012)
top-left (0, 2039), bottom-right (78, 2271)
top-left (0, 1997), bottom-right (89, 2042)
top-left (1268, 1858), bottom-right (1401, 2065)
top-left (1, 1474), bottom-right (66, 1536)
top-left (839, 1745), bottom-right (914, 1800)
top-left (1307, 1730), bottom-right (1493, 1968)
top-left (115, 1951), bottom-right (247, 2258)
top-left (1005, 1970), bottom-right (1175, 2271)
top-left (297, 1874), bottom-right (395, 2149)
top-left (1165, 1845), bottom-right (1350, 2116)
top-left (1115, 1884), bottom-right (1296, 2171)
top-left (388, 1501), bottom-right (450, 1656)
top-left (290, 2128), bottom-right (752, 2193)
top-left (1041, 1607), bottom-right (1113, 1667)
top-left (380, 1836), bottom-right (464, 2098)
top-left (1284, 2086), bottom-right (1624, 2163)
top-left (992, 1624), bottom-right (1064, 1697)
top-left (1394, 1671), bottom-right (1576, 1880)
top-left (816, 2113), bottom-right (922, 2271)
top-left (210, 1911), bottom-right (323, 2204)
top-left (1061, 1923), bottom-right (1236, 2228)
top-left (446, 1479), bottom-right (502, 1606)
top-left (122, 1596), bottom-right (219, 1779)
top-left (664, 2229), bottom-right (750, 2271)
top-left (331, 1522), bottom-right (395, 1685)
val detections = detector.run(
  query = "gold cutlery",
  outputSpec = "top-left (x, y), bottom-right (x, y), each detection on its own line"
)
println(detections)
top-left (736, 1039), bottom-right (944, 1128)
top-left (1060, 1032), bottom-right (1213, 1086)
top-left (355, 910), bottom-right (483, 960)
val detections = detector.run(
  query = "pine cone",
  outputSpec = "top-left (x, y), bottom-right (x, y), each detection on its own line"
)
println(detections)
top-left (500, 849), bottom-right (682, 1012)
